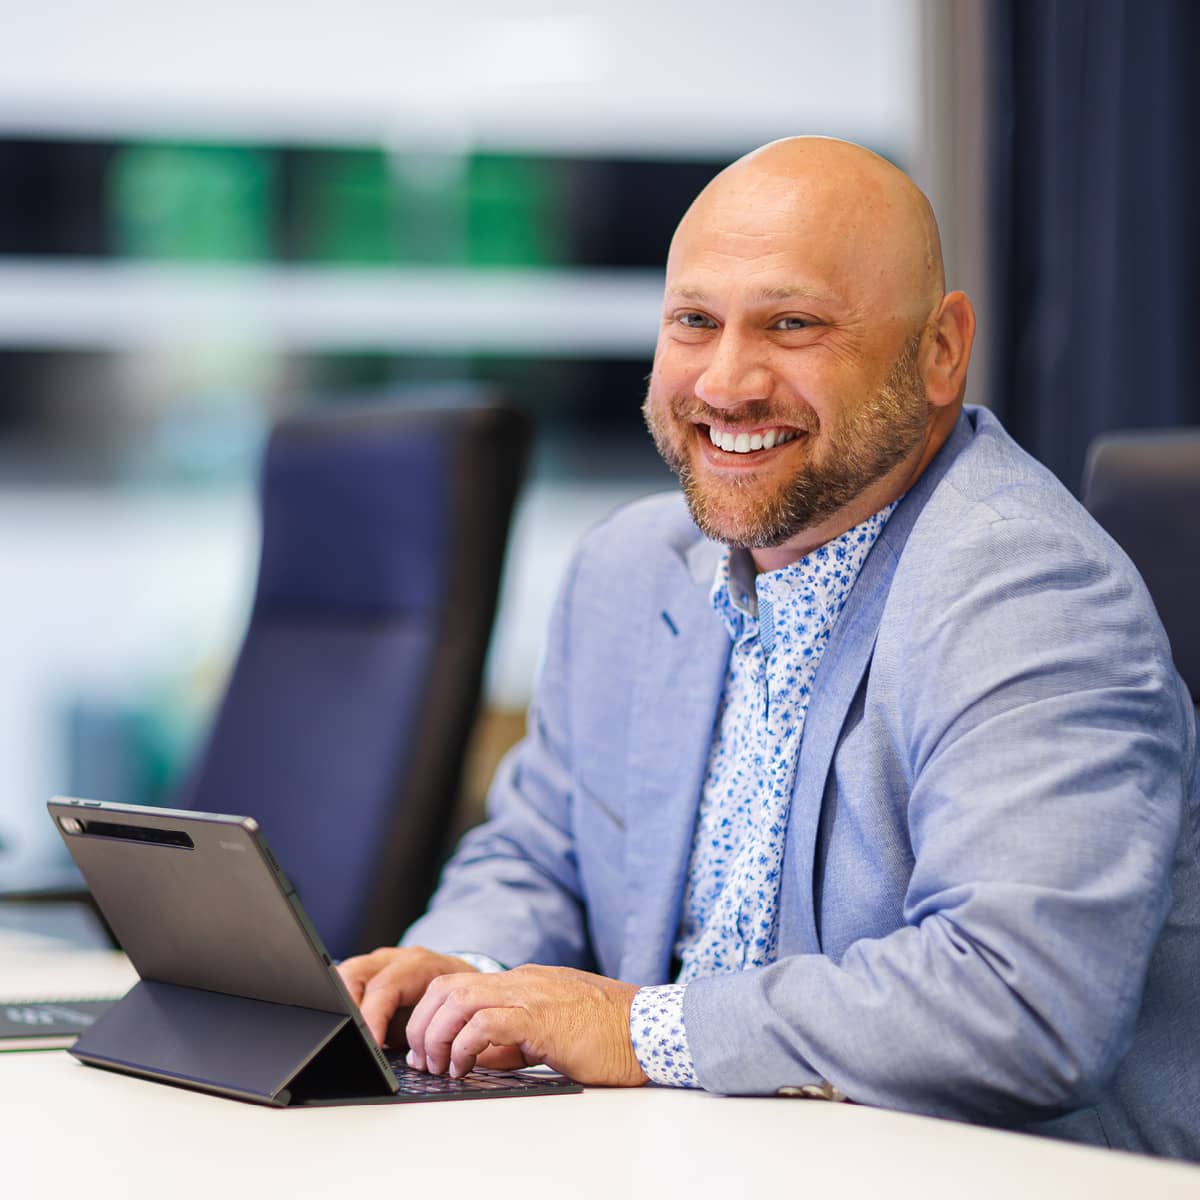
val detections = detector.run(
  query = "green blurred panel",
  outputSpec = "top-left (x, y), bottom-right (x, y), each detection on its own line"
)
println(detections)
top-left (290, 149), bottom-right (397, 264)
top-left (289, 149), bottom-right (473, 265)
top-left (389, 156), bottom-right (470, 265)
top-left (109, 144), bottom-right (275, 262)
top-left (106, 142), bottom-right (572, 267)
top-left (467, 155), bottom-right (567, 266)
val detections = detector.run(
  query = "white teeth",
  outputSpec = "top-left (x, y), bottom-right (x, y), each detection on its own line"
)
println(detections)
top-left (707, 426), bottom-right (801, 454)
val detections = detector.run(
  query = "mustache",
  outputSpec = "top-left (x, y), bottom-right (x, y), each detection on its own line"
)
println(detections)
top-left (667, 394), bottom-right (818, 433)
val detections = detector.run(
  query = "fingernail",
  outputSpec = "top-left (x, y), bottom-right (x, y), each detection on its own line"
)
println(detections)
top-left (406, 1050), bottom-right (417, 1068)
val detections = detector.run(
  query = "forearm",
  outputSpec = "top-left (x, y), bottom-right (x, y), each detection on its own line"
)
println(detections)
top-left (678, 861), bottom-right (1173, 1120)
top-left (651, 728), bottom-right (1185, 1115)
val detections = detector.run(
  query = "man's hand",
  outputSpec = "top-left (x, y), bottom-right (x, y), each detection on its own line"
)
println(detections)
top-left (336, 946), bottom-right (477, 1049)
top-left (405, 963), bottom-right (649, 1087)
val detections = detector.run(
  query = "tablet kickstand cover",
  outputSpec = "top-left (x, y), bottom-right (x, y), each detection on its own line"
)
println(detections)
top-left (71, 979), bottom-right (380, 1106)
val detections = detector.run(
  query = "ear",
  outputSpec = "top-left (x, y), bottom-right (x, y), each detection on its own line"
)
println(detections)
top-left (921, 290), bottom-right (975, 408)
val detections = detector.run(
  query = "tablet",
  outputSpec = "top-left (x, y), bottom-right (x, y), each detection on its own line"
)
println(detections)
top-left (47, 797), bottom-right (581, 1107)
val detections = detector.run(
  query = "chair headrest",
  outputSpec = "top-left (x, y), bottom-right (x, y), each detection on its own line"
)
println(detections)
top-left (253, 405), bottom-right (526, 620)
top-left (1082, 429), bottom-right (1200, 701)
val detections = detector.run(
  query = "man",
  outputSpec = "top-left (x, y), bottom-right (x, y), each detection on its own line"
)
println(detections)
top-left (340, 138), bottom-right (1200, 1158)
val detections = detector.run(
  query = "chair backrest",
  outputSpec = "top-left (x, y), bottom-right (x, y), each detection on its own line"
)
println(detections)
top-left (1081, 429), bottom-right (1200, 704)
top-left (180, 402), bottom-right (530, 958)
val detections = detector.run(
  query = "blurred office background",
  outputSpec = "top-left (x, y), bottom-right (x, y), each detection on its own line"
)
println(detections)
top-left (0, 0), bottom-right (1195, 886)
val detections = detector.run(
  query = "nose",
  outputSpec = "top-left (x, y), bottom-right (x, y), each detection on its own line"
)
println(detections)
top-left (693, 328), bottom-right (772, 412)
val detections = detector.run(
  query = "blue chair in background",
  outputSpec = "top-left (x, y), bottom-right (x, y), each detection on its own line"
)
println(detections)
top-left (179, 402), bottom-right (530, 959)
top-left (1082, 428), bottom-right (1200, 709)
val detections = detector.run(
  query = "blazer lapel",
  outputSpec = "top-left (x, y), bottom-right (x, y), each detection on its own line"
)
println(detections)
top-left (619, 537), bottom-right (729, 984)
top-left (784, 411), bottom-right (975, 952)
top-left (784, 534), bottom-right (902, 953)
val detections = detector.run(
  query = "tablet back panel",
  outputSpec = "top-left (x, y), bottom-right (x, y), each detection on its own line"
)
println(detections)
top-left (47, 797), bottom-right (397, 1105)
top-left (47, 799), bottom-right (346, 1013)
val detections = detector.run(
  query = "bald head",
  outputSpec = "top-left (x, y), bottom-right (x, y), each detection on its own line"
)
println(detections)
top-left (644, 135), bottom-right (976, 567)
top-left (670, 136), bottom-right (945, 329)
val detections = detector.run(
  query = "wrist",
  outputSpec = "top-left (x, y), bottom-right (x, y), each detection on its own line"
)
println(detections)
top-left (618, 980), bottom-right (650, 1087)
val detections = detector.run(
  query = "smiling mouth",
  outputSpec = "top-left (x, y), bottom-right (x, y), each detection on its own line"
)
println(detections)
top-left (702, 424), bottom-right (804, 455)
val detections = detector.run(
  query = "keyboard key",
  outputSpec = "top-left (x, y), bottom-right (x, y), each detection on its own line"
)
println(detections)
top-left (383, 1059), bottom-right (578, 1097)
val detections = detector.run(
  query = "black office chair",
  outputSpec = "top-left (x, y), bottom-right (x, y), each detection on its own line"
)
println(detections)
top-left (178, 402), bottom-right (530, 959)
top-left (1081, 428), bottom-right (1200, 709)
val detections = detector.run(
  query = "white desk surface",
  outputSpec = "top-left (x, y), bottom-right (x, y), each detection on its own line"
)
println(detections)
top-left (3, 932), bottom-right (1198, 1200)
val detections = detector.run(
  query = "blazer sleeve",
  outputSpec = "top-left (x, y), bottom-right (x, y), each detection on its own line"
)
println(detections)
top-left (401, 544), bottom-right (595, 971)
top-left (680, 511), bottom-right (1196, 1124)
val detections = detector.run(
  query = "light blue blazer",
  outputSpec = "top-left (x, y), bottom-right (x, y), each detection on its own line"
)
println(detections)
top-left (406, 407), bottom-right (1200, 1160)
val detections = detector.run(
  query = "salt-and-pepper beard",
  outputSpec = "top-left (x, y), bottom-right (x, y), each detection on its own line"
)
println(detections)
top-left (642, 333), bottom-right (929, 549)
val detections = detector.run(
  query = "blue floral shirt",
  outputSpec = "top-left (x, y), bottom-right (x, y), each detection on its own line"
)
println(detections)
top-left (629, 504), bottom-right (897, 1087)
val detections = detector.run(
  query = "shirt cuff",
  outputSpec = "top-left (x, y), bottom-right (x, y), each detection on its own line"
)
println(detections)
top-left (446, 951), bottom-right (506, 974)
top-left (629, 983), bottom-right (701, 1088)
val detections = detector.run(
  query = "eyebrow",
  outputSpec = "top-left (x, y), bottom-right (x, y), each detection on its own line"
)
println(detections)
top-left (668, 284), bottom-right (836, 305)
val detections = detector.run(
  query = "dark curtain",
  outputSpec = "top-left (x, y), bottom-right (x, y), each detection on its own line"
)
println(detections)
top-left (988, 0), bottom-right (1200, 493)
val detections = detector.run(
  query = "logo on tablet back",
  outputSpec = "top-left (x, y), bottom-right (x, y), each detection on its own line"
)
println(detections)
top-left (218, 841), bottom-right (246, 852)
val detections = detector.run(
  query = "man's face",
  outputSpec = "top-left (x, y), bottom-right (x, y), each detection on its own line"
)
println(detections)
top-left (642, 172), bottom-right (933, 551)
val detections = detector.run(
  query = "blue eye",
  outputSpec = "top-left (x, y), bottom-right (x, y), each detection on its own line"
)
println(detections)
top-left (773, 316), bottom-right (813, 331)
top-left (678, 311), bottom-right (716, 329)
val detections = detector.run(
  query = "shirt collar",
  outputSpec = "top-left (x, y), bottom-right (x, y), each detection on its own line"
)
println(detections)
top-left (709, 501), bottom-right (899, 647)
top-left (709, 547), bottom-right (759, 643)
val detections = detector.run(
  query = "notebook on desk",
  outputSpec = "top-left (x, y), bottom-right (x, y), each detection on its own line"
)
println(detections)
top-left (0, 998), bottom-right (113, 1052)
top-left (45, 797), bottom-right (582, 1107)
